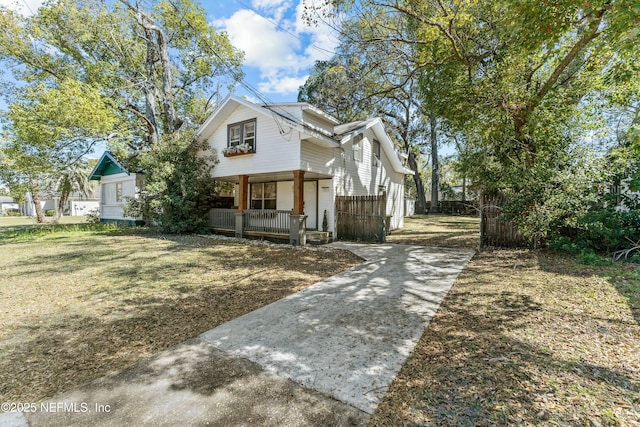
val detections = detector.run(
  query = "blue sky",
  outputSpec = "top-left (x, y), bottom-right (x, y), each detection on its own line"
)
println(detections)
top-left (209, 0), bottom-right (339, 102)
top-left (0, 0), bottom-right (340, 102)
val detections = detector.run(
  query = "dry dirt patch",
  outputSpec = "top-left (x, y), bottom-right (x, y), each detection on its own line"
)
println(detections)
top-left (371, 248), bottom-right (640, 426)
top-left (0, 228), bottom-right (361, 404)
top-left (388, 214), bottom-right (479, 250)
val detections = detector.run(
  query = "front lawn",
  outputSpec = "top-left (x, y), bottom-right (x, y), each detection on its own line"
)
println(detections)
top-left (373, 218), bottom-right (640, 426)
top-left (0, 225), bottom-right (361, 403)
top-left (388, 214), bottom-right (479, 250)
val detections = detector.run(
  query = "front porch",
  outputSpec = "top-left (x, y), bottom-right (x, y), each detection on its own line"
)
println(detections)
top-left (208, 170), bottom-right (334, 245)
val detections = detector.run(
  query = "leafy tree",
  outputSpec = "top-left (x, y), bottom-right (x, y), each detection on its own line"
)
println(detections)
top-left (125, 130), bottom-right (219, 233)
top-left (1, 79), bottom-right (117, 222)
top-left (0, 0), bottom-right (243, 152)
top-left (325, 0), bottom-right (639, 243)
top-left (300, 10), bottom-right (433, 212)
top-left (52, 161), bottom-right (93, 223)
top-left (1, 0), bottom-right (243, 227)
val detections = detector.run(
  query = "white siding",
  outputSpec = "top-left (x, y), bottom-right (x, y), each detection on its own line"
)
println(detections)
top-left (206, 106), bottom-right (301, 179)
top-left (318, 179), bottom-right (335, 234)
top-left (332, 128), bottom-right (406, 230)
top-left (99, 173), bottom-right (141, 221)
top-left (300, 140), bottom-right (337, 176)
top-left (275, 180), bottom-right (318, 229)
top-left (276, 181), bottom-right (294, 211)
top-left (70, 200), bottom-right (99, 216)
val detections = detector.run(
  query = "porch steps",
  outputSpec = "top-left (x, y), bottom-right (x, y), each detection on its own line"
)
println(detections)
top-left (306, 231), bottom-right (332, 245)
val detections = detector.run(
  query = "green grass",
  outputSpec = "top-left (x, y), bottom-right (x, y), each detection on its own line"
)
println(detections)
top-left (0, 215), bottom-right (88, 227)
top-left (0, 225), bottom-right (361, 404)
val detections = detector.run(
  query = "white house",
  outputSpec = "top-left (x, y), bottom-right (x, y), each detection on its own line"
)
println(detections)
top-left (88, 151), bottom-right (145, 225)
top-left (196, 95), bottom-right (413, 244)
top-left (0, 196), bottom-right (19, 215)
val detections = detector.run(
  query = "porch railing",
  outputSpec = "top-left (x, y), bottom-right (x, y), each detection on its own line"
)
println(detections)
top-left (209, 208), bottom-right (236, 230)
top-left (245, 209), bottom-right (290, 234)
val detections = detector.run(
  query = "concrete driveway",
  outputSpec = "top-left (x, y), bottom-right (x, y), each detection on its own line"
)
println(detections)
top-left (1, 242), bottom-right (474, 426)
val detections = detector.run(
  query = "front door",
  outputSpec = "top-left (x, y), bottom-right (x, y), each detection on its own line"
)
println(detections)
top-left (304, 181), bottom-right (317, 229)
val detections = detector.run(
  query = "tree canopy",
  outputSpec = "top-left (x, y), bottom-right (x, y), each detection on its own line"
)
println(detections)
top-left (0, 0), bottom-right (243, 223)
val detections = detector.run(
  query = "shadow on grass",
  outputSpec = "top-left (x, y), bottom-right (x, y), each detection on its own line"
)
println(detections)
top-left (372, 250), bottom-right (640, 426)
top-left (0, 232), bottom-right (361, 404)
top-left (535, 250), bottom-right (640, 326)
top-left (387, 214), bottom-right (480, 251)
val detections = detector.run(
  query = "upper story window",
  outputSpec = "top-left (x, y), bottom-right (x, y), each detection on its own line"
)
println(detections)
top-left (227, 119), bottom-right (256, 151)
top-left (372, 139), bottom-right (381, 167)
top-left (353, 134), bottom-right (363, 163)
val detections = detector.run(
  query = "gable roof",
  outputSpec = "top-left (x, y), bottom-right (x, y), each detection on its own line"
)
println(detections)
top-left (195, 95), bottom-right (413, 175)
top-left (195, 95), bottom-right (339, 148)
top-left (89, 151), bottom-right (129, 181)
top-left (337, 118), bottom-right (414, 175)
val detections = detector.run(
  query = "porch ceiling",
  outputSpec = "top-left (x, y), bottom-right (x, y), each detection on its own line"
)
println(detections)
top-left (215, 171), bottom-right (333, 183)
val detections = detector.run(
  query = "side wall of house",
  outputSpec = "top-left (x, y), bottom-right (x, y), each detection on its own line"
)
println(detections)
top-left (304, 127), bottom-right (406, 230)
top-left (206, 106), bottom-right (301, 179)
top-left (99, 173), bottom-right (140, 221)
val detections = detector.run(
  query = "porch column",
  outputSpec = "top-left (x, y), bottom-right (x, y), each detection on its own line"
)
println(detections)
top-left (238, 174), bottom-right (249, 211)
top-left (290, 170), bottom-right (306, 246)
top-left (293, 170), bottom-right (305, 215)
top-left (236, 174), bottom-right (249, 238)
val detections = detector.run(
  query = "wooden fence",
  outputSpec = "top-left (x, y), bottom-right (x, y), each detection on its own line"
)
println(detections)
top-left (335, 195), bottom-right (386, 242)
top-left (480, 194), bottom-right (526, 248)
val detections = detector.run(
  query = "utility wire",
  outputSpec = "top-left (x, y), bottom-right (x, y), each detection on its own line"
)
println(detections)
top-left (233, 0), bottom-right (336, 58)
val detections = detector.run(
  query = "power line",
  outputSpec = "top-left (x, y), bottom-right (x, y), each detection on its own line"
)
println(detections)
top-left (153, 0), bottom-right (311, 133)
top-left (19, 0), bottom-right (35, 15)
top-left (233, 0), bottom-right (336, 59)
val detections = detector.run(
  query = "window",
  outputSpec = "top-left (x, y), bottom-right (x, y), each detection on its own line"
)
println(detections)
top-left (373, 139), bottom-right (381, 167)
top-left (228, 118), bottom-right (256, 150)
top-left (251, 182), bottom-right (276, 210)
top-left (115, 182), bottom-right (123, 203)
top-left (353, 134), bottom-right (363, 162)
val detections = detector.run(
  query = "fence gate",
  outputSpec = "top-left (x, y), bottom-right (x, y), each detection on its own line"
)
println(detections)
top-left (335, 195), bottom-right (386, 242)
top-left (480, 194), bottom-right (525, 248)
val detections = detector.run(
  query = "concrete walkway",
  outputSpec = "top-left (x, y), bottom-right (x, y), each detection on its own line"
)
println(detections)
top-left (1, 242), bottom-right (474, 426)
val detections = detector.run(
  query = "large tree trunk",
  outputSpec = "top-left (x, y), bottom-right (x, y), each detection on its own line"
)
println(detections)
top-left (29, 179), bottom-right (46, 223)
top-left (142, 26), bottom-right (159, 146)
top-left (461, 175), bottom-right (467, 202)
top-left (52, 192), bottom-right (69, 223)
top-left (407, 150), bottom-right (428, 214)
top-left (121, 0), bottom-right (181, 142)
top-left (429, 111), bottom-right (439, 213)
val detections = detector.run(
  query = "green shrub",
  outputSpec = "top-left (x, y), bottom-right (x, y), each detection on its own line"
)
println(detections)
top-left (574, 209), bottom-right (640, 253)
top-left (44, 209), bottom-right (56, 216)
top-left (125, 130), bottom-right (219, 234)
top-left (577, 248), bottom-right (612, 266)
top-left (550, 208), bottom-right (640, 260)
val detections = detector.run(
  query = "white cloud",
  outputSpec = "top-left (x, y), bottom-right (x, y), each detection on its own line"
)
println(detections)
top-left (258, 74), bottom-right (309, 95)
top-left (0, 0), bottom-right (44, 16)
top-left (215, 0), bottom-right (338, 97)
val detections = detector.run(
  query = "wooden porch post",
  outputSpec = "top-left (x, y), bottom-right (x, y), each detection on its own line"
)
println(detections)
top-left (293, 170), bottom-right (305, 215)
top-left (238, 174), bottom-right (249, 211)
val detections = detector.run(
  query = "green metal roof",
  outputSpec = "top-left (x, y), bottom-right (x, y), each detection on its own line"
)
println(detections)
top-left (88, 151), bottom-right (129, 180)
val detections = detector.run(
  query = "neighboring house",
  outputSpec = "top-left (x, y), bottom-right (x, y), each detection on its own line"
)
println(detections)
top-left (89, 151), bottom-right (145, 225)
top-left (22, 190), bottom-right (99, 217)
top-left (196, 95), bottom-right (414, 244)
top-left (0, 196), bottom-right (19, 215)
